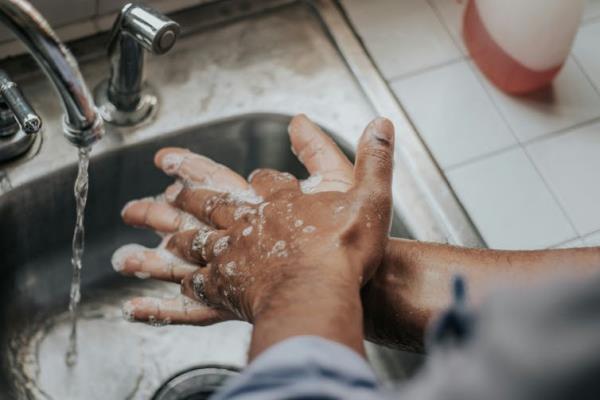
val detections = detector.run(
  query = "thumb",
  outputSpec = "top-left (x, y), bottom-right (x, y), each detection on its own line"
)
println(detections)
top-left (352, 117), bottom-right (395, 199)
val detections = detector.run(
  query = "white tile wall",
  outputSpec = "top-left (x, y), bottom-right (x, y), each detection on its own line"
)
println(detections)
top-left (341, 0), bottom-right (462, 79)
top-left (391, 60), bottom-right (516, 168)
top-left (527, 122), bottom-right (600, 236)
top-left (573, 20), bottom-right (600, 91)
top-left (446, 147), bottom-right (576, 249)
top-left (584, 0), bottom-right (600, 22)
top-left (428, 0), bottom-right (467, 54)
top-left (342, 0), bottom-right (600, 250)
top-left (554, 238), bottom-right (587, 249)
top-left (473, 58), bottom-right (600, 143)
top-left (584, 231), bottom-right (600, 246)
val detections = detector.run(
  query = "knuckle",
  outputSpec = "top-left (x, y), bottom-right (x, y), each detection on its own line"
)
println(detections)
top-left (363, 147), bottom-right (393, 168)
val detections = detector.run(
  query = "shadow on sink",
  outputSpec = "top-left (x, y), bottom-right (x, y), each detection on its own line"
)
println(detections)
top-left (0, 113), bottom-right (414, 399)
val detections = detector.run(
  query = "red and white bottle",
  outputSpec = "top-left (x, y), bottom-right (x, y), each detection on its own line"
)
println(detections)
top-left (463, 0), bottom-right (584, 94)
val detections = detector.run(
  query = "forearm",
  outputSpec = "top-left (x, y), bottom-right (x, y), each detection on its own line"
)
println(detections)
top-left (250, 269), bottom-right (365, 361)
top-left (364, 238), bottom-right (600, 351)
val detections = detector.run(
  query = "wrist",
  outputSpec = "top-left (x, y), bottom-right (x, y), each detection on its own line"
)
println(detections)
top-left (362, 238), bottom-right (428, 352)
top-left (248, 264), bottom-right (365, 360)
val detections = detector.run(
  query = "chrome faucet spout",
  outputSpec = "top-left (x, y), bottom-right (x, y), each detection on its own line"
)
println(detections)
top-left (0, 0), bottom-right (103, 148)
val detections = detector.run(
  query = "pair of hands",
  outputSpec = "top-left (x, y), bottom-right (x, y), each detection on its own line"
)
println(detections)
top-left (113, 114), bottom-right (395, 344)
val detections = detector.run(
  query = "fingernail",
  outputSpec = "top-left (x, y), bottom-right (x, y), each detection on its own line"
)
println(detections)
top-left (162, 153), bottom-right (185, 174)
top-left (165, 181), bottom-right (184, 203)
top-left (369, 118), bottom-right (394, 144)
top-left (120, 199), bottom-right (137, 218)
top-left (111, 244), bottom-right (146, 272)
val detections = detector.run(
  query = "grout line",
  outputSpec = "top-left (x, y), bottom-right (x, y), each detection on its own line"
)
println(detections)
top-left (444, 142), bottom-right (520, 172)
top-left (463, 55), bottom-right (582, 240)
top-left (549, 236), bottom-right (584, 249)
top-left (427, 0), bottom-right (466, 54)
top-left (571, 51), bottom-right (600, 97)
top-left (386, 55), bottom-right (467, 84)
top-left (522, 145), bottom-right (582, 237)
top-left (521, 114), bottom-right (600, 147)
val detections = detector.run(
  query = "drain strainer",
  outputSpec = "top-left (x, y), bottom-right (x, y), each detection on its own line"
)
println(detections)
top-left (153, 366), bottom-right (240, 400)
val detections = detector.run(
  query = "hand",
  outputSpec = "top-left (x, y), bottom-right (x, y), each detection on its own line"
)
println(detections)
top-left (114, 115), bottom-right (395, 329)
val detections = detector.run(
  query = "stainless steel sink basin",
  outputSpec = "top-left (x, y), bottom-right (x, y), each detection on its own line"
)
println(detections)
top-left (0, 0), bottom-right (481, 398)
top-left (0, 114), bottom-right (411, 399)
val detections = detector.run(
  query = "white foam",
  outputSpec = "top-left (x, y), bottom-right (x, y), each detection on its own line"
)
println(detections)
top-left (111, 244), bottom-right (146, 272)
top-left (162, 153), bottom-right (185, 174)
top-left (300, 174), bottom-right (322, 194)
top-left (122, 301), bottom-right (135, 321)
top-left (234, 205), bottom-right (256, 220)
top-left (134, 271), bottom-right (151, 279)
top-left (224, 261), bottom-right (237, 276)
top-left (269, 240), bottom-right (287, 257)
top-left (213, 236), bottom-right (230, 256)
top-left (242, 226), bottom-right (253, 236)
top-left (294, 219), bottom-right (304, 227)
top-left (302, 225), bottom-right (316, 234)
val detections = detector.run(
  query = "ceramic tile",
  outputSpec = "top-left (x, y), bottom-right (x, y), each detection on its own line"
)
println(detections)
top-left (473, 58), bottom-right (600, 142)
top-left (447, 147), bottom-right (576, 249)
top-left (341, 0), bottom-right (461, 79)
top-left (553, 238), bottom-right (586, 248)
top-left (584, 230), bottom-right (600, 246)
top-left (429, 0), bottom-right (467, 54)
top-left (573, 20), bottom-right (600, 91)
top-left (527, 122), bottom-right (600, 236)
top-left (583, 0), bottom-right (600, 22)
top-left (392, 61), bottom-right (516, 168)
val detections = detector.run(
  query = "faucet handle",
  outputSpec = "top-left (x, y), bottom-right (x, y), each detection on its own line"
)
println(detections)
top-left (95, 3), bottom-right (180, 126)
top-left (0, 70), bottom-right (42, 135)
top-left (114, 3), bottom-right (180, 55)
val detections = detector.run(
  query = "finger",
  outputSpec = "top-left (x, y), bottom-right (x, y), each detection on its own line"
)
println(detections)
top-left (166, 228), bottom-right (230, 264)
top-left (122, 296), bottom-right (232, 325)
top-left (248, 168), bottom-right (299, 198)
top-left (352, 117), bottom-right (395, 202)
top-left (112, 244), bottom-right (197, 282)
top-left (181, 267), bottom-right (218, 306)
top-left (288, 114), bottom-right (353, 192)
top-left (154, 147), bottom-right (248, 191)
top-left (168, 182), bottom-right (256, 228)
top-left (121, 198), bottom-right (204, 233)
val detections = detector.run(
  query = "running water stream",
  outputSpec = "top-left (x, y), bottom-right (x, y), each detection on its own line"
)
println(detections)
top-left (65, 147), bottom-right (91, 367)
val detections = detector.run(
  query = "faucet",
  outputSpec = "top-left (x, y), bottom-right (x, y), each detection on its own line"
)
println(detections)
top-left (0, 0), bottom-right (103, 160)
top-left (94, 3), bottom-right (180, 126)
top-left (0, 69), bottom-right (41, 161)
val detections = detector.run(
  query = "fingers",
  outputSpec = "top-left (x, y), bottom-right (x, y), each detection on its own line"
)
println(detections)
top-left (122, 295), bottom-right (232, 325)
top-left (248, 168), bottom-right (299, 198)
top-left (166, 228), bottom-right (230, 264)
top-left (288, 114), bottom-right (353, 192)
top-left (112, 244), bottom-right (197, 283)
top-left (121, 198), bottom-right (203, 233)
top-left (168, 182), bottom-right (256, 228)
top-left (155, 147), bottom-right (248, 191)
top-left (180, 267), bottom-right (216, 306)
top-left (352, 117), bottom-right (395, 201)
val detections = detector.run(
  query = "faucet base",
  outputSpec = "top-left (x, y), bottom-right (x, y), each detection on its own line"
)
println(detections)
top-left (94, 80), bottom-right (158, 126)
top-left (0, 128), bottom-right (37, 163)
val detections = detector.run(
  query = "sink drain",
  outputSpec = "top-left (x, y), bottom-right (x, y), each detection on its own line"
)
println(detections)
top-left (152, 366), bottom-right (240, 400)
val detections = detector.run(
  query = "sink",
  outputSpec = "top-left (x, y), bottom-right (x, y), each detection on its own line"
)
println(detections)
top-left (0, 0), bottom-right (481, 398)
top-left (0, 114), bottom-right (414, 399)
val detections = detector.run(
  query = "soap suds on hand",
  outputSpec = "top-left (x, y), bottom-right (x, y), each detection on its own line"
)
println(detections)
top-left (300, 175), bottom-right (322, 194)
top-left (213, 236), bottom-right (230, 256)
